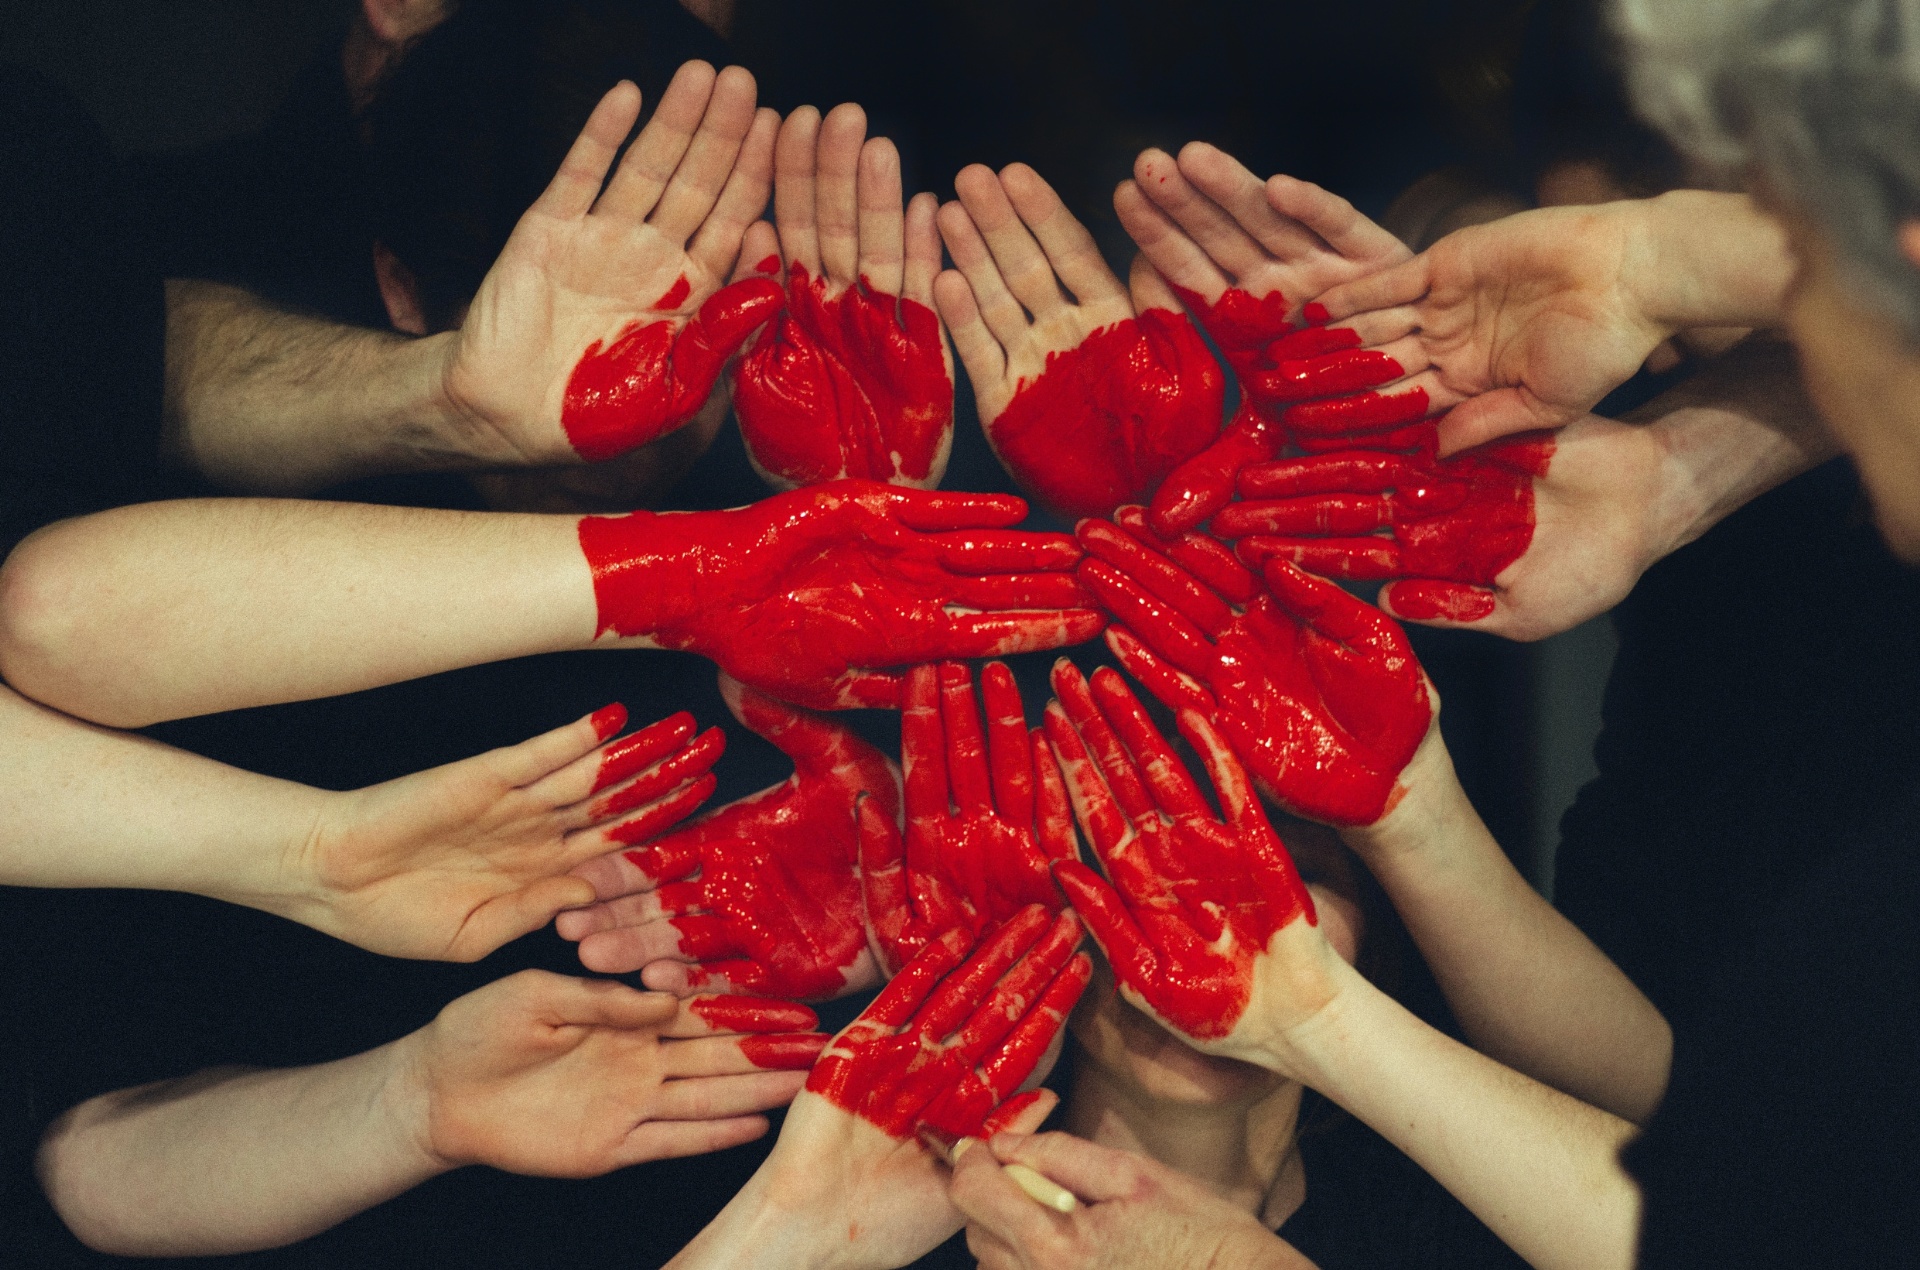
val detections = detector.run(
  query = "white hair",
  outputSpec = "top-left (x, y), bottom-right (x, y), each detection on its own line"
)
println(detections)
top-left (1616, 0), bottom-right (1920, 337)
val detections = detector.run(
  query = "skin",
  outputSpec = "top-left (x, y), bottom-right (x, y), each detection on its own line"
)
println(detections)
top-left (37, 972), bottom-right (822, 1257)
top-left (0, 684), bottom-right (719, 962)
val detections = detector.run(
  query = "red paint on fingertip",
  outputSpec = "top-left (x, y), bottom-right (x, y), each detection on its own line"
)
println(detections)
top-left (691, 995), bottom-right (820, 1033)
top-left (1302, 301), bottom-right (1331, 325)
top-left (590, 702), bottom-right (628, 741)
top-left (754, 254), bottom-right (781, 275)
top-left (740, 1032), bottom-right (831, 1069)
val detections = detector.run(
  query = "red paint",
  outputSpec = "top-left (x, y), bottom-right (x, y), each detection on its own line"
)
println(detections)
top-left (604, 772), bottom-right (718, 846)
top-left (1044, 663), bottom-right (1314, 1041)
top-left (593, 729), bottom-right (724, 821)
top-left (652, 274), bottom-right (692, 311)
top-left (561, 276), bottom-right (782, 462)
top-left (591, 710), bottom-right (696, 793)
top-left (577, 480), bottom-right (1104, 711)
top-left (739, 1032), bottom-right (832, 1070)
top-left (617, 677), bottom-right (899, 1000)
top-left (1302, 301), bottom-right (1331, 325)
top-left (1146, 404), bottom-right (1281, 539)
top-left (1076, 515), bottom-right (1432, 826)
top-left (986, 309), bottom-right (1225, 520)
top-left (1221, 430), bottom-right (1554, 620)
top-left (753, 254), bottom-right (782, 275)
top-left (862, 662), bottom-right (1074, 975)
top-left (730, 264), bottom-right (954, 486)
top-left (1283, 386), bottom-right (1430, 443)
top-left (590, 702), bottom-right (628, 742)
top-left (806, 908), bottom-right (1090, 1139)
top-left (688, 995), bottom-right (819, 1033)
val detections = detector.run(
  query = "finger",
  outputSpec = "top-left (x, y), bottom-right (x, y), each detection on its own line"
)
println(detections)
top-left (596, 772), bottom-right (718, 847)
top-left (531, 80), bottom-right (642, 220)
top-left (1263, 170), bottom-right (1410, 269)
top-left (540, 973), bottom-right (682, 1030)
top-left (1281, 382), bottom-right (1440, 442)
top-left (939, 189), bottom-right (1034, 352)
top-left (903, 663), bottom-right (951, 824)
top-left (832, 671), bottom-right (906, 710)
top-left (992, 1129), bottom-right (1152, 1204)
top-left (1076, 517), bottom-right (1236, 636)
top-left (975, 1087), bottom-right (1058, 1140)
top-left (1262, 557), bottom-right (1414, 660)
top-left (1042, 699), bottom-right (1129, 858)
top-left (1029, 728), bottom-right (1081, 866)
top-left (1175, 142), bottom-right (1332, 271)
top-left (1235, 452), bottom-right (1410, 500)
top-left (649, 1070), bottom-right (815, 1122)
top-left (999, 162), bottom-right (1122, 307)
top-left (1086, 667), bottom-right (1209, 820)
top-left (453, 875), bottom-right (601, 959)
top-left (584, 726), bottom-right (725, 819)
top-left (588, 710), bottom-right (695, 792)
top-left (717, 674), bottom-right (866, 781)
top-left (940, 662), bottom-right (994, 818)
top-left (951, 910), bottom-right (1082, 1065)
top-left (643, 959), bottom-right (759, 996)
top-left (562, 844), bottom-right (669, 911)
top-left (647, 65), bottom-right (760, 245)
top-left (858, 791), bottom-right (912, 970)
top-left (933, 268), bottom-right (1009, 398)
top-left (928, 528), bottom-right (1084, 573)
top-left (772, 106), bottom-right (823, 275)
top-left (1141, 146), bottom-right (1292, 289)
top-left (575, 915), bottom-right (711, 975)
top-left (885, 486), bottom-right (1029, 531)
top-left (1053, 860), bottom-right (1157, 988)
top-left (730, 219), bottom-right (783, 284)
top-left (662, 1031), bottom-right (830, 1077)
top-left (1235, 535), bottom-right (1399, 580)
top-left (595, 60), bottom-right (716, 222)
top-left (855, 134), bottom-right (905, 296)
top-left (1145, 404), bottom-right (1282, 538)
top-left (1379, 578), bottom-right (1497, 625)
top-left (965, 163), bottom-right (1077, 318)
top-left (679, 995), bottom-right (819, 1036)
top-left (1076, 558), bottom-right (1216, 681)
top-left (1126, 250), bottom-right (1182, 313)
top-left (980, 662), bottom-right (1035, 828)
top-left (1211, 495), bottom-right (1395, 539)
top-left (1112, 505), bottom-right (1260, 604)
top-left (945, 572), bottom-right (1099, 613)
top-left (1173, 708), bottom-right (1259, 832)
top-left (691, 106), bottom-right (781, 283)
top-left (618, 1114), bottom-right (773, 1166)
top-left (1114, 173), bottom-right (1229, 302)
top-left (934, 610), bottom-right (1109, 660)
top-left (1103, 626), bottom-right (1215, 715)
top-left (499, 702), bottom-right (673, 795)
top-left (1434, 387), bottom-right (1565, 456)
top-left (1311, 251), bottom-right (1432, 324)
top-left (949, 1125), bottom-right (1073, 1256)
top-left (814, 102), bottom-right (867, 287)
top-left (903, 192), bottom-right (943, 307)
top-left (855, 926), bottom-right (972, 1031)
top-left (1046, 658), bottom-right (1153, 822)
top-left (978, 952), bottom-right (1092, 1098)
top-left (911, 906), bottom-right (1052, 1042)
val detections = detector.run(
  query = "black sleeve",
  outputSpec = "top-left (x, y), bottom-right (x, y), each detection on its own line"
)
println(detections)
top-left (0, 65), bottom-right (168, 560)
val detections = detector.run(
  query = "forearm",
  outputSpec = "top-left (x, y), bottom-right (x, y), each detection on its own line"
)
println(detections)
top-left (1633, 191), bottom-right (1793, 332)
top-left (668, 1165), bottom-right (844, 1270)
top-left (0, 498), bottom-right (596, 726)
top-left (164, 280), bottom-right (497, 493)
top-left (1345, 736), bottom-right (1671, 1122)
top-left (36, 1042), bottom-right (441, 1256)
top-left (1285, 962), bottom-right (1642, 1270)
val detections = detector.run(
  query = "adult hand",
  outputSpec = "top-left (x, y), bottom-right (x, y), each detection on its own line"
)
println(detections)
top-left (951, 1131), bottom-right (1317, 1270)
top-left (728, 104), bottom-right (954, 489)
top-left (440, 63), bottom-right (783, 465)
top-left (861, 661), bottom-right (1077, 975)
top-left (1043, 662), bottom-right (1332, 1060)
top-left (668, 907), bottom-right (1090, 1270)
top-left (935, 163), bottom-right (1225, 520)
top-left (398, 970), bottom-right (827, 1178)
top-left (559, 674), bottom-right (900, 1000)
top-left (1077, 509), bottom-right (1433, 826)
top-left (1217, 424), bottom-right (1553, 626)
top-left (303, 704), bottom-right (722, 961)
top-left (1311, 191), bottom-right (1793, 454)
top-left (1114, 144), bottom-right (1420, 535)
top-left (579, 480), bottom-right (1106, 710)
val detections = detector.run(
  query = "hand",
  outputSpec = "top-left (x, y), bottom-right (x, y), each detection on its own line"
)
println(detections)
top-left (1076, 509), bottom-right (1434, 826)
top-left (1216, 423), bottom-right (1554, 626)
top-left (397, 970), bottom-right (828, 1178)
top-left (1043, 661), bottom-right (1328, 1059)
top-left (950, 1131), bottom-right (1317, 1270)
top-left (579, 479), bottom-right (1106, 710)
top-left (728, 104), bottom-right (954, 489)
top-left (440, 64), bottom-right (783, 465)
top-left (860, 661), bottom-right (1078, 975)
top-left (559, 674), bottom-right (900, 1000)
top-left (301, 703), bottom-right (723, 961)
top-left (1113, 144), bottom-right (1420, 535)
top-left (934, 162), bottom-right (1225, 520)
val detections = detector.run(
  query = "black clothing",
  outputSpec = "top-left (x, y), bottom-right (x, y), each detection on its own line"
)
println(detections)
top-left (1626, 786), bottom-right (1920, 1267)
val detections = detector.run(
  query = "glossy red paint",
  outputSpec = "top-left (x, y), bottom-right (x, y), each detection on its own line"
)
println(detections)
top-left (652, 274), bottom-right (692, 311)
top-left (589, 702), bottom-right (628, 742)
top-left (616, 677), bottom-right (901, 1000)
top-left (805, 909), bottom-right (1090, 1139)
top-left (1044, 662), bottom-right (1314, 1040)
top-left (730, 264), bottom-right (953, 486)
top-left (1077, 513), bottom-right (1432, 826)
top-left (688, 995), bottom-right (819, 1034)
top-left (753, 254), bottom-right (782, 274)
top-left (739, 1032), bottom-right (832, 1070)
top-left (1222, 429), bottom-right (1554, 623)
top-left (987, 309), bottom-right (1225, 520)
top-left (861, 662), bottom-right (1074, 975)
top-left (577, 480), bottom-right (1104, 710)
top-left (560, 276), bottom-right (782, 462)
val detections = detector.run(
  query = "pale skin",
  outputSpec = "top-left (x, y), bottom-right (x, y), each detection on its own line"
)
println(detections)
top-left (0, 682), bottom-right (716, 960)
top-left (37, 971), bottom-right (816, 1257)
top-left (165, 64), bottom-right (776, 492)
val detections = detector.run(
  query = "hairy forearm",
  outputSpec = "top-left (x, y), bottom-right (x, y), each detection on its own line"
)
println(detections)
top-left (163, 280), bottom-right (496, 493)
top-left (37, 1042), bottom-right (439, 1256)
top-left (1345, 736), bottom-right (1671, 1123)
top-left (0, 498), bottom-right (595, 726)
top-left (1285, 962), bottom-right (1642, 1270)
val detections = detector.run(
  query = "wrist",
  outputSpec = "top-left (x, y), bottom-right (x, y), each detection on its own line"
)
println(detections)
top-left (674, 1155), bottom-right (859, 1270)
top-left (576, 506), bottom-right (737, 641)
top-left (379, 1027), bottom-right (464, 1178)
top-left (1636, 191), bottom-right (1793, 331)
top-left (1338, 720), bottom-right (1469, 867)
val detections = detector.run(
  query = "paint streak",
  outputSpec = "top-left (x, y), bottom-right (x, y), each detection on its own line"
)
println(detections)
top-left (616, 679), bottom-right (900, 1000)
top-left (754, 254), bottom-right (782, 275)
top-left (740, 1032), bottom-right (832, 1070)
top-left (576, 481), bottom-right (1103, 711)
top-left (806, 909), bottom-right (1090, 1138)
top-left (730, 264), bottom-right (953, 486)
top-left (1077, 514), bottom-right (1432, 826)
top-left (987, 309), bottom-right (1225, 520)
top-left (560, 276), bottom-right (782, 462)
top-left (652, 274), bottom-right (692, 312)
top-left (688, 995), bottom-right (820, 1034)
top-left (1045, 663), bottom-right (1315, 1040)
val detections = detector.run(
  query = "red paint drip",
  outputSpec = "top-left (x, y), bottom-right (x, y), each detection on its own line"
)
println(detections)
top-left (989, 310), bottom-right (1225, 520)
top-left (652, 274), bottom-right (692, 311)
top-left (589, 702), bottom-right (627, 741)
top-left (730, 264), bottom-right (952, 485)
top-left (561, 277), bottom-right (783, 462)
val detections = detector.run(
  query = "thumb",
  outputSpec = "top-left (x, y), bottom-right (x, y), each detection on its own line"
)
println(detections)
top-left (988, 1130), bottom-right (1149, 1205)
top-left (451, 875), bottom-right (598, 960)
